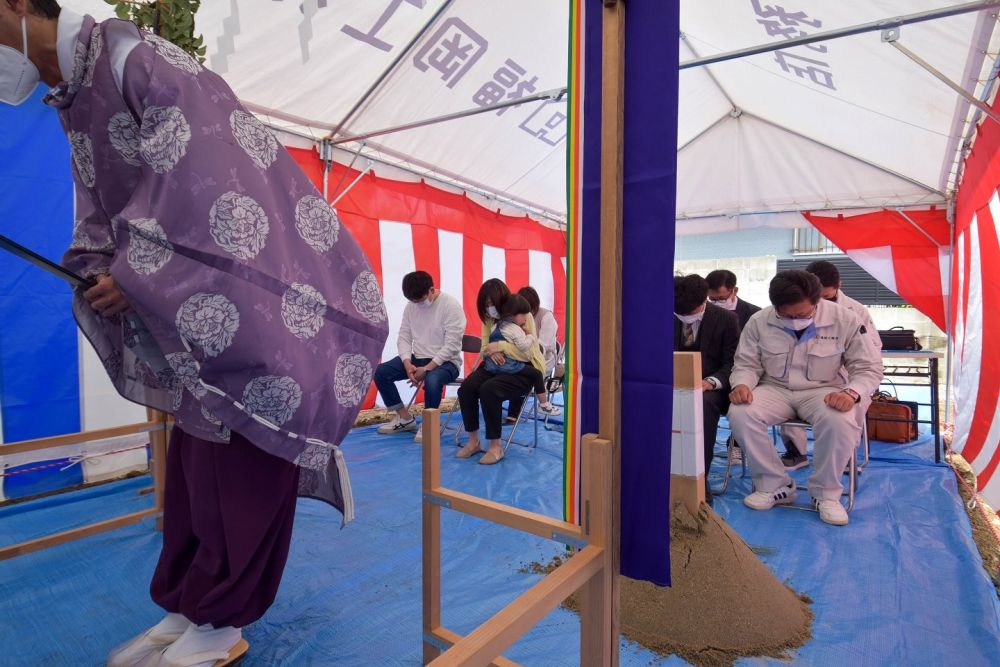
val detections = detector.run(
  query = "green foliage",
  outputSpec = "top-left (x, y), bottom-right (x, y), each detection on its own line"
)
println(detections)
top-left (104, 0), bottom-right (206, 62)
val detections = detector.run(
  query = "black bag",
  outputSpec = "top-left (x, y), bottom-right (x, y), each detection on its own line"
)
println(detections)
top-left (878, 326), bottom-right (921, 351)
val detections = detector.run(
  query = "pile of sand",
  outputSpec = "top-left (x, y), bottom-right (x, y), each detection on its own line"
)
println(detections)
top-left (527, 502), bottom-right (813, 666)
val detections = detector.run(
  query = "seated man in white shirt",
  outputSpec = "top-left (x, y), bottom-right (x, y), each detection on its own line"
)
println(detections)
top-left (375, 271), bottom-right (466, 442)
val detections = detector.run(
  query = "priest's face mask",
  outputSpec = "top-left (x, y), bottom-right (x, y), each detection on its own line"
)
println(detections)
top-left (0, 4), bottom-right (40, 106)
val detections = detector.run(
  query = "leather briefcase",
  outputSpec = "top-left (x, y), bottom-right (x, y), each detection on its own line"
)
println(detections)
top-left (866, 392), bottom-right (918, 443)
top-left (879, 326), bottom-right (921, 351)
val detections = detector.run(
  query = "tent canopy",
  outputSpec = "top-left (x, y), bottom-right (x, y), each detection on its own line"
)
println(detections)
top-left (66, 1), bottom-right (997, 232)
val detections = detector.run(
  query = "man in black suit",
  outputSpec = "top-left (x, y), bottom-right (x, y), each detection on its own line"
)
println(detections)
top-left (674, 274), bottom-right (740, 504)
top-left (706, 269), bottom-right (761, 332)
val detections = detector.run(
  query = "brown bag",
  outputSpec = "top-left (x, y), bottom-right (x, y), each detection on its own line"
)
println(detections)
top-left (866, 392), bottom-right (918, 443)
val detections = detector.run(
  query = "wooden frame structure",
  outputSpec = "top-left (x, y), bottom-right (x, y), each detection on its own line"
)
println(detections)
top-left (421, 2), bottom-right (628, 664)
top-left (0, 408), bottom-right (170, 561)
top-left (420, 411), bottom-right (616, 666)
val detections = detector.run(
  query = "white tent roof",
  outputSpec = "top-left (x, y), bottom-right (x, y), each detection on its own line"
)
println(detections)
top-left (64, 1), bottom-right (1000, 232)
top-left (678, 1), bottom-right (999, 233)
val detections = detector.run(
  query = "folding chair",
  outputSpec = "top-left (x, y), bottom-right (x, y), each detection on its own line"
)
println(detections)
top-left (404, 334), bottom-right (481, 438)
top-left (713, 433), bottom-right (745, 495)
top-left (771, 418), bottom-right (867, 513)
top-left (542, 341), bottom-right (565, 433)
top-left (715, 417), bottom-right (867, 513)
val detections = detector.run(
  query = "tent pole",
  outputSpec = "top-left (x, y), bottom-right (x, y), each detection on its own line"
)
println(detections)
top-left (678, 203), bottom-right (947, 223)
top-left (325, 140), bottom-right (367, 204)
top-left (323, 0), bottom-right (456, 142)
top-left (680, 1), bottom-right (1000, 70)
top-left (945, 203), bottom-right (957, 431)
top-left (896, 209), bottom-right (946, 248)
top-left (330, 162), bottom-right (373, 206)
top-left (885, 38), bottom-right (1000, 127)
top-left (329, 88), bottom-right (567, 146)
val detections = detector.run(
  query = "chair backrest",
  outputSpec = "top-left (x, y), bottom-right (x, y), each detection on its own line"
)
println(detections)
top-left (462, 334), bottom-right (482, 354)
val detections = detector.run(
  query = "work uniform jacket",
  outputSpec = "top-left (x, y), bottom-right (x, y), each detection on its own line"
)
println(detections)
top-left (730, 299), bottom-right (883, 398)
top-left (833, 291), bottom-right (882, 352)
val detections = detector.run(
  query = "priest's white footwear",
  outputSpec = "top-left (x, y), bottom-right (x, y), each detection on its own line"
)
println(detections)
top-left (158, 624), bottom-right (245, 667)
top-left (107, 613), bottom-right (191, 667)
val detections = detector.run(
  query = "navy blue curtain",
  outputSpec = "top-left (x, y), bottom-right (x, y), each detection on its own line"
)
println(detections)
top-left (580, 0), bottom-right (678, 585)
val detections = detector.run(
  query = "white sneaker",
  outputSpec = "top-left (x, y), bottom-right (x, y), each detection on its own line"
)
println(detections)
top-left (743, 483), bottom-right (796, 510)
top-left (813, 497), bottom-right (849, 526)
top-left (107, 613), bottom-right (190, 667)
top-left (538, 402), bottom-right (562, 416)
top-left (377, 416), bottom-right (417, 435)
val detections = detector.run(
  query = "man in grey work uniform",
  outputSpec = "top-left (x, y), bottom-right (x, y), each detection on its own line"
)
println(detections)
top-left (727, 270), bottom-right (883, 525)
top-left (780, 260), bottom-right (883, 469)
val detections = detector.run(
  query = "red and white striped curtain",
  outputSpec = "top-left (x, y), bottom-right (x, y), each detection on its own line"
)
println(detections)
top-left (288, 147), bottom-right (567, 408)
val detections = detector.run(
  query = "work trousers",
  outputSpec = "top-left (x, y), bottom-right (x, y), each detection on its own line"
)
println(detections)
top-left (727, 385), bottom-right (865, 501)
top-left (150, 427), bottom-right (299, 628)
top-left (458, 365), bottom-right (534, 440)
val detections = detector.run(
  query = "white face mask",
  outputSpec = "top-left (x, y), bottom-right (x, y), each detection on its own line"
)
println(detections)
top-left (0, 18), bottom-right (40, 106)
top-left (486, 305), bottom-right (499, 319)
top-left (787, 317), bottom-right (813, 331)
top-left (710, 294), bottom-right (737, 311)
top-left (415, 298), bottom-right (433, 309)
top-left (675, 311), bottom-right (705, 325)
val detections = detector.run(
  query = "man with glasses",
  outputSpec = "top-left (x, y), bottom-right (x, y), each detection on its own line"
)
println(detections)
top-left (706, 269), bottom-right (761, 332)
top-left (727, 270), bottom-right (883, 525)
top-left (779, 260), bottom-right (883, 469)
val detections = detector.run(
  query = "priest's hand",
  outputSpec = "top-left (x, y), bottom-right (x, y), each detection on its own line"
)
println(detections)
top-left (84, 275), bottom-right (131, 317)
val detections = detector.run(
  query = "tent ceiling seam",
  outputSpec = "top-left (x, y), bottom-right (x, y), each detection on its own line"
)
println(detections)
top-left (742, 111), bottom-right (947, 198)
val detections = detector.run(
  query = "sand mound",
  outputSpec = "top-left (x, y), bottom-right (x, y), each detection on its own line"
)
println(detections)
top-left (527, 502), bottom-right (812, 666)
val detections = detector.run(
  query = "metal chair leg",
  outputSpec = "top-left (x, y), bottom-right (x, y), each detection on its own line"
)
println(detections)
top-left (714, 434), bottom-right (736, 495)
top-left (505, 394), bottom-right (538, 450)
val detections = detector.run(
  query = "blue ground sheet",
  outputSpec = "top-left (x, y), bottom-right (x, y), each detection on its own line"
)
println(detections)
top-left (1, 414), bottom-right (998, 666)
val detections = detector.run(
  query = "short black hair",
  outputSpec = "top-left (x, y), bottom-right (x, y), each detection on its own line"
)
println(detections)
top-left (476, 278), bottom-right (510, 322)
top-left (769, 270), bottom-right (821, 307)
top-left (500, 293), bottom-right (531, 318)
top-left (517, 286), bottom-right (540, 316)
top-left (805, 260), bottom-right (840, 288)
top-left (674, 274), bottom-right (709, 315)
top-left (402, 270), bottom-right (433, 301)
top-left (28, 1), bottom-right (61, 19)
top-left (705, 269), bottom-right (737, 291)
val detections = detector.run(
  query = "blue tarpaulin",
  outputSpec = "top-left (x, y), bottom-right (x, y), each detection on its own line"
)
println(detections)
top-left (1, 420), bottom-right (998, 665)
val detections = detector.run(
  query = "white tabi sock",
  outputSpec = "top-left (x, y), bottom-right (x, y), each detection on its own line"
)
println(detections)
top-left (160, 624), bottom-right (242, 667)
top-left (154, 613), bottom-right (193, 636)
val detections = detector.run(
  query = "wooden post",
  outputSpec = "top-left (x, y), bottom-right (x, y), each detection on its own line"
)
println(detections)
top-left (670, 353), bottom-right (705, 516)
top-left (598, 1), bottom-right (625, 664)
top-left (579, 435), bottom-right (616, 666)
top-left (146, 408), bottom-right (169, 532)
top-left (423, 409), bottom-right (443, 664)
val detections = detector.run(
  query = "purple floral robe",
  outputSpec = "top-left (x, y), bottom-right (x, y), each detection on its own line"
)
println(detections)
top-left (45, 16), bottom-right (388, 522)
